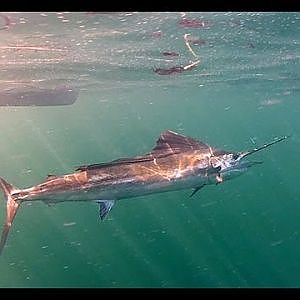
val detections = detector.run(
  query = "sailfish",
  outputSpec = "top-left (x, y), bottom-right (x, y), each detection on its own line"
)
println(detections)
top-left (0, 130), bottom-right (289, 254)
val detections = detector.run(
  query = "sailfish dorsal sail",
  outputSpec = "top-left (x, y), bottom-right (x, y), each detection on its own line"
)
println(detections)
top-left (75, 130), bottom-right (228, 171)
top-left (152, 130), bottom-right (211, 154)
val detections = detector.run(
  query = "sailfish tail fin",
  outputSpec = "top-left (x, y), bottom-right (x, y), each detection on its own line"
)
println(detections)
top-left (0, 177), bottom-right (20, 255)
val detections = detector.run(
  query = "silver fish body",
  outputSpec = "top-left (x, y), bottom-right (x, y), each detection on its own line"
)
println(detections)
top-left (0, 130), bottom-right (289, 254)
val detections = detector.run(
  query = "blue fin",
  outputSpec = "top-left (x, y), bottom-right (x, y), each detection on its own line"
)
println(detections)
top-left (96, 200), bottom-right (115, 220)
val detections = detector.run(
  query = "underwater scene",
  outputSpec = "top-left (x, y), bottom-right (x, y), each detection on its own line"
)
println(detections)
top-left (0, 12), bottom-right (299, 287)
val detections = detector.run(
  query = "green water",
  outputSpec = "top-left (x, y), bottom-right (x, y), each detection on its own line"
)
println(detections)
top-left (0, 12), bottom-right (299, 287)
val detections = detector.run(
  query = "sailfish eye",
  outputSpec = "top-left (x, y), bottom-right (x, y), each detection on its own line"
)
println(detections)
top-left (232, 153), bottom-right (239, 160)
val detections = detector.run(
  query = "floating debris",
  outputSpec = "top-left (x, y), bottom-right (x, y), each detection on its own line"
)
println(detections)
top-left (63, 222), bottom-right (76, 227)
top-left (184, 34), bottom-right (198, 58)
top-left (154, 60), bottom-right (199, 75)
top-left (162, 51), bottom-right (179, 57)
top-left (154, 34), bottom-right (200, 75)
top-left (154, 66), bottom-right (184, 75)
top-left (271, 240), bottom-right (284, 247)
top-left (201, 201), bottom-right (217, 208)
top-left (260, 99), bottom-right (282, 107)
top-left (178, 18), bottom-right (211, 28)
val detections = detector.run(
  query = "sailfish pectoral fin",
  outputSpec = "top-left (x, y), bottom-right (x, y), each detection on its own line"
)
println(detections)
top-left (189, 184), bottom-right (206, 198)
top-left (96, 200), bottom-right (115, 220)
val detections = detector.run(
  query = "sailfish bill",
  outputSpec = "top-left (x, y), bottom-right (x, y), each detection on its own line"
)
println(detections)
top-left (0, 130), bottom-right (289, 254)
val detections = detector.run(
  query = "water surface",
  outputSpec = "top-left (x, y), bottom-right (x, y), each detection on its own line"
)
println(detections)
top-left (0, 12), bottom-right (299, 287)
